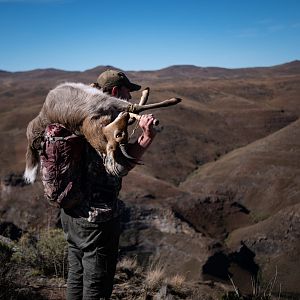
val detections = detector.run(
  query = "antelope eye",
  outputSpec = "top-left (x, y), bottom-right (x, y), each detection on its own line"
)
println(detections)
top-left (115, 131), bottom-right (123, 138)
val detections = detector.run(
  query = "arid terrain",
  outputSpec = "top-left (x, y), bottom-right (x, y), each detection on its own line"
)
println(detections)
top-left (0, 61), bottom-right (299, 299)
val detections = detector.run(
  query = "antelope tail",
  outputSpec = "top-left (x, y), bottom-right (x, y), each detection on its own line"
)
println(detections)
top-left (24, 145), bottom-right (39, 184)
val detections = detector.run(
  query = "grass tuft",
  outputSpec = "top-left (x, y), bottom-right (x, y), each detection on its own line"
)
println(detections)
top-left (145, 258), bottom-right (165, 291)
top-left (166, 273), bottom-right (186, 291)
top-left (118, 256), bottom-right (138, 272)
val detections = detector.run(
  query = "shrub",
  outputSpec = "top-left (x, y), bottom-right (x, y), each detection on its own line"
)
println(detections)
top-left (0, 240), bottom-right (14, 266)
top-left (0, 240), bottom-right (14, 281)
top-left (13, 228), bottom-right (67, 277)
top-left (36, 228), bottom-right (68, 277)
top-left (0, 240), bottom-right (45, 300)
top-left (12, 232), bottom-right (38, 266)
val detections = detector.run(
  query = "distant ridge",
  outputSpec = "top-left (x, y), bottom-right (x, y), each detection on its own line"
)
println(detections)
top-left (272, 59), bottom-right (300, 73)
top-left (82, 65), bottom-right (120, 78)
top-left (148, 60), bottom-right (300, 79)
top-left (87, 59), bottom-right (300, 73)
top-left (0, 60), bottom-right (299, 87)
top-left (276, 59), bottom-right (300, 66)
top-left (0, 70), bottom-right (11, 75)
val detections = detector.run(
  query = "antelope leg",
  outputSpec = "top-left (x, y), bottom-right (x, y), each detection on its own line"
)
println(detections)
top-left (129, 112), bottom-right (159, 126)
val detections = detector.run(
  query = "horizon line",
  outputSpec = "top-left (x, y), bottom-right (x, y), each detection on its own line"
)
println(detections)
top-left (0, 59), bottom-right (299, 73)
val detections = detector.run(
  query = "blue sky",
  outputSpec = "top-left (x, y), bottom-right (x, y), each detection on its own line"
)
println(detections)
top-left (0, 0), bottom-right (299, 71)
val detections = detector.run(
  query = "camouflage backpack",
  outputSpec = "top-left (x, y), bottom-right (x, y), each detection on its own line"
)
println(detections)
top-left (39, 123), bottom-right (85, 209)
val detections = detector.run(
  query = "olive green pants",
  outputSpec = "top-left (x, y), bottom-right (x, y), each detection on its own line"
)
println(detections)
top-left (61, 209), bottom-right (121, 300)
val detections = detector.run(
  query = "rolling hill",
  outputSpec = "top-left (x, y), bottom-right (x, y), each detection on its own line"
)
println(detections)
top-left (0, 61), bottom-right (299, 298)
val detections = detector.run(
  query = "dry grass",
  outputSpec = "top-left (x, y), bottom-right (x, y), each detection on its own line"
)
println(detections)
top-left (223, 271), bottom-right (281, 300)
top-left (166, 274), bottom-right (186, 290)
top-left (118, 256), bottom-right (138, 272)
top-left (145, 259), bottom-right (166, 291)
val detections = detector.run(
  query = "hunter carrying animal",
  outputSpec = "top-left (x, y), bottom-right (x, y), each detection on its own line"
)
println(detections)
top-left (24, 69), bottom-right (181, 300)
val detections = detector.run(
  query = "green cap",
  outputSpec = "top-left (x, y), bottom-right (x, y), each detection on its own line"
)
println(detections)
top-left (97, 70), bottom-right (141, 92)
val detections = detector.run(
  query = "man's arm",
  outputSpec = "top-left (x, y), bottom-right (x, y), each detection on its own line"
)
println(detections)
top-left (101, 114), bottom-right (156, 177)
top-left (127, 114), bottom-right (157, 161)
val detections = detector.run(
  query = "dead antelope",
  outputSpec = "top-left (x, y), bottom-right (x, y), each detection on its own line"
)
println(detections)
top-left (24, 82), bottom-right (181, 183)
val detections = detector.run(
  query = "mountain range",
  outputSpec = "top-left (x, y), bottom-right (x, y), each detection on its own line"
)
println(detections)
top-left (0, 61), bottom-right (299, 298)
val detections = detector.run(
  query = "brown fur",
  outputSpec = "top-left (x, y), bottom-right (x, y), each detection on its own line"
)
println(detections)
top-left (24, 82), bottom-right (181, 183)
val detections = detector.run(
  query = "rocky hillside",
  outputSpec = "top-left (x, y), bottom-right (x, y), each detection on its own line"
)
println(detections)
top-left (0, 61), bottom-right (299, 298)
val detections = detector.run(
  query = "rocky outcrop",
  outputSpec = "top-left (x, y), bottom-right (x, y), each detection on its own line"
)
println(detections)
top-left (119, 203), bottom-right (214, 280)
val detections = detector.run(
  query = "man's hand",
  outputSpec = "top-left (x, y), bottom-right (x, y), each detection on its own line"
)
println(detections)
top-left (138, 114), bottom-right (157, 140)
top-left (126, 114), bottom-right (157, 162)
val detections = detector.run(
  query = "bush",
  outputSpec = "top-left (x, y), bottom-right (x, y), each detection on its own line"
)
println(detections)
top-left (0, 241), bottom-right (14, 267)
top-left (12, 232), bottom-right (38, 266)
top-left (0, 240), bottom-right (45, 300)
top-left (13, 228), bottom-right (67, 277)
top-left (0, 240), bottom-right (14, 284)
top-left (36, 228), bottom-right (68, 277)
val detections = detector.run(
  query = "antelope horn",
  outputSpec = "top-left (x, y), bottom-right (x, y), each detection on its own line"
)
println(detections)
top-left (139, 87), bottom-right (150, 105)
top-left (132, 97), bottom-right (181, 114)
top-left (128, 87), bottom-right (151, 126)
top-left (119, 144), bottom-right (138, 161)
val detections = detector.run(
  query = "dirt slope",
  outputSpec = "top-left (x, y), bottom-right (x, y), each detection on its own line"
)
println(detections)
top-left (178, 120), bottom-right (300, 294)
top-left (0, 61), bottom-right (299, 297)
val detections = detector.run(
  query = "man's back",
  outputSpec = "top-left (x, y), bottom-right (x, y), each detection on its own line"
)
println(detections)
top-left (65, 142), bottom-right (124, 223)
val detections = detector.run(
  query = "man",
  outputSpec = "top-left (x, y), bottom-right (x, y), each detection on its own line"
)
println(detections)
top-left (60, 70), bottom-right (156, 300)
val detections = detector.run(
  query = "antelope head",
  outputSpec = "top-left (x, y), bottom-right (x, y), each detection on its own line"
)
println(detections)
top-left (81, 111), bottom-right (136, 176)
top-left (81, 90), bottom-right (181, 176)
